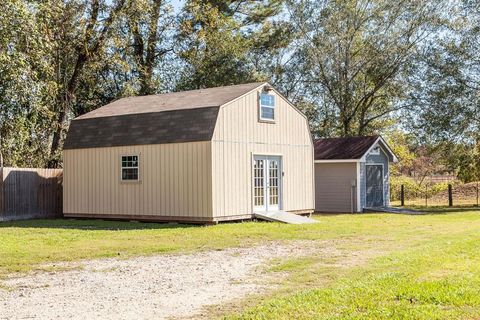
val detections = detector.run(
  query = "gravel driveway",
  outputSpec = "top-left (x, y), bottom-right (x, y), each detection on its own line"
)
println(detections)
top-left (0, 241), bottom-right (328, 320)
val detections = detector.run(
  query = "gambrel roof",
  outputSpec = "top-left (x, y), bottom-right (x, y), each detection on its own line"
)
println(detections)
top-left (64, 82), bottom-right (266, 150)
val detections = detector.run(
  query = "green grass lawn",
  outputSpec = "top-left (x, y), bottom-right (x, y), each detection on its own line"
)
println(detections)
top-left (1, 210), bottom-right (480, 319)
top-left (226, 211), bottom-right (480, 320)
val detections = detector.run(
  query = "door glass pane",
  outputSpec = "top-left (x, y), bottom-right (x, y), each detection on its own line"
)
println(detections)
top-left (269, 160), bottom-right (279, 206)
top-left (253, 159), bottom-right (264, 207)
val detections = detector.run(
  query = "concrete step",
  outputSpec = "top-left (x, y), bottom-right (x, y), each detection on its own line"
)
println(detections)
top-left (254, 211), bottom-right (318, 224)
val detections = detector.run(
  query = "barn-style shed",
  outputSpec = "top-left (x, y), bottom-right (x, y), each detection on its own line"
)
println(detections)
top-left (63, 82), bottom-right (314, 223)
top-left (313, 136), bottom-right (397, 213)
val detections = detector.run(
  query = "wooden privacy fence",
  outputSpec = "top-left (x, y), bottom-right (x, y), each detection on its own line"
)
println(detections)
top-left (0, 167), bottom-right (63, 221)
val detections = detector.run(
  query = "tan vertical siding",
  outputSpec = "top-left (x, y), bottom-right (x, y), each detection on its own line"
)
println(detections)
top-left (211, 88), bottom-right (314, 218)
top-left (63, 141), bottom-right (213, 219)
top-left (64, 85), bottom-right (313, 221)
top-left (314, 163), bottom-right (357, 213)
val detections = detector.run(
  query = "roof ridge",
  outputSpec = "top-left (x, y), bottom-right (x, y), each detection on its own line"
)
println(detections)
top-left (76, 82), bottom-right (267, 120)
top-left (118, 82), bottom-right (267, 100)
top-left (314, 135), bottom-right (379, 141)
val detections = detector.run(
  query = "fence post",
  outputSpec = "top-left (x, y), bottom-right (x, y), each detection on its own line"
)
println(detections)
top-left (448, 184), bottom-right (453, 207)
top-left (476, 181), bottom-right (479, 207)
top-left (425, 184), bottom-right (428, 207)
top-left (0, 167), bottom-right (3, 217)
top-left (401, 185), bottom-right (405, 207)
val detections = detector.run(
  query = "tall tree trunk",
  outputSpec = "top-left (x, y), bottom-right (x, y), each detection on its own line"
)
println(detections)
top-left (48, 52), bottom-right (87, 168)
top-left (0, 130), bottom-right (3, 168)
top-left (141, 0), bottom-right (163, 95)
top-left (47, 0), bottom-right (125, 167)
top-left (48, 109), bottom-right (67, 168)
top-left (341, 109), bottom-right (353, 137)
top-left (129, 0), bottom-right (164, 96)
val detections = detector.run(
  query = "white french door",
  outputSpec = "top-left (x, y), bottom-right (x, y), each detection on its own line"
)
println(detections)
top-left (253, 155), bottom-right (282, 212)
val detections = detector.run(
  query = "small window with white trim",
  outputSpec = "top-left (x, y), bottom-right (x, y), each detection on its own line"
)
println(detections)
top-left (259, 93), bottom-right (275, 122)
top-left (121, 155), bottom-right (139, 181)
top-left (370, 146), bottom-right (380, 155)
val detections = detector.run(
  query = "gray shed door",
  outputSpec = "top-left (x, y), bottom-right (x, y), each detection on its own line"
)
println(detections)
top-left (366, 165), bottom-right (384, 207)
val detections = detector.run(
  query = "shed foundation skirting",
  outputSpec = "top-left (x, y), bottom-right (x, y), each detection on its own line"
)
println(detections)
top-left (63, 213), bottom-right (216, 224)
top-left (64, 209), bottom-right (314, 224)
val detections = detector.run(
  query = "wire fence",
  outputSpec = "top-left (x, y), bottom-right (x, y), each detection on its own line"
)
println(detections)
top-left (390, 181), bottom-right (480, 207)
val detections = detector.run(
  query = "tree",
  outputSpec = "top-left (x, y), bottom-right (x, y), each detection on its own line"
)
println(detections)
top-left (124, 0), bottom-right (175, 95)
top-left (408, 0), bottom-right (479, 144)
top-left (176, 0), bottom-right (289, 90)
top-left (1, 0), bottom-right (177, 167)
top-left (46, 0), bottom-right (126, 167)
top-left (384, 130), bottom-right (416, 177)
top-left (288, 0), bottom-right (447, 137)
top-left (70, 0), bottom-right (177, 118)
top-left (0, 0), bottom-right (55, 167)
top-left (443, 142), bottom-right (480, 183)
top-left (404, 0), bottom-right (479, 181)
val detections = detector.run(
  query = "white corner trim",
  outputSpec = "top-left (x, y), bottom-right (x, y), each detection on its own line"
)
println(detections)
top-left (356, 162), bottom-right (361, 212)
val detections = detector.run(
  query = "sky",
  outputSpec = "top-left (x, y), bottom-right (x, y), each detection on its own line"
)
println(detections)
top-left (171, 0), bottom-right (183, 13)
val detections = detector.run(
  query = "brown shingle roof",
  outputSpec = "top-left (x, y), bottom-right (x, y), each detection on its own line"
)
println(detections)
top-left (314, 136), bottom-right (380, 160)
top-left (64, 82), bottom-right (266, 150)
top-left (77, 82), bottom-right (265, 119)
top-left (63, 107), bottom-right (219, 150)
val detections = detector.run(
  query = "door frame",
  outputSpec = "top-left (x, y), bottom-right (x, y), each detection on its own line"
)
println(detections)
top-left (365, 163), bottom-right (385, 207)
top-left (251, 153), bottom-right (283, 212)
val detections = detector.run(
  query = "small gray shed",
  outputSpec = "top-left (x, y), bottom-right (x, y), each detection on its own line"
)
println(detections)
top-left (313, 136), bottom-right (398, 213)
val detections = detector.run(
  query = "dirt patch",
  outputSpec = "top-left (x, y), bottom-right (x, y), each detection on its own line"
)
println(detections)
top-left (0, 240), bottom-right (368, 320)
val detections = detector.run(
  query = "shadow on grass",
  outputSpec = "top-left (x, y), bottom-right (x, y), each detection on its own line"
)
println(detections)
top-left (392, 205), bottom-right (480, 214)
top-left (0, 218), bottom-right (198, 231)
top-left (315, 207), bottom-right (480, 217)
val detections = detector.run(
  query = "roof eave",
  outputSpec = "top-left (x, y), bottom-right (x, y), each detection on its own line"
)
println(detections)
top-left (314, 159), bottom-right (360, 163)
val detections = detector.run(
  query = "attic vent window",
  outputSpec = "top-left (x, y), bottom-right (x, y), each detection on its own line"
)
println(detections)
top-left (259, 93), bottom-right (275, 122)
top-left (370, 146), bottom-right (380, 155)
top-left (121, 155), bottom-right (139, 181)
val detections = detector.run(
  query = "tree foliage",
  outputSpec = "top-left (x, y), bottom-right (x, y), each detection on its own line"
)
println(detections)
top-left (0, 0), bottom-right (478, 179)
top-left (287, 0), bottom-right (448, 137)
top-left (408, 0), bottom-right (479, 144)
top-left (176, 0), bottom-right (289, 89)
top-left (0, 0), bottom-right (55, 167)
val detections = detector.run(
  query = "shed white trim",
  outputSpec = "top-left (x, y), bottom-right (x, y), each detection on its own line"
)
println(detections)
top-left (356, 162), bottom-right (361, 212)
top-left (360, 137), bottom-right (398, 163)
top-left (315, 159), bottom-right (360, 163)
